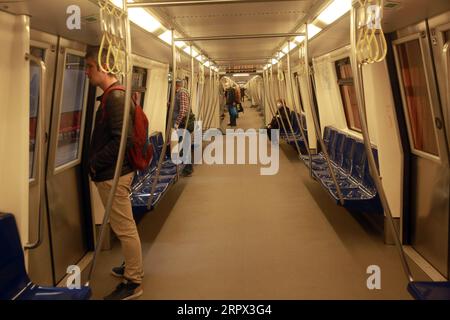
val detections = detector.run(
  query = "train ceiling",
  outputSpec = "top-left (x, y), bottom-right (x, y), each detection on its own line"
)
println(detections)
top-left (0, 0), bottom-right (449, 75)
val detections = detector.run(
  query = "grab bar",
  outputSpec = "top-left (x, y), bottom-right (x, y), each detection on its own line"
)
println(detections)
top-left (443, 41), bottom-right (449, 141)
top-left (25, 53), bottom-right (47, 250)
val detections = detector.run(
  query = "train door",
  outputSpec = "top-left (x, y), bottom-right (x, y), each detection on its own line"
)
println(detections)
top-left (45, 38), bottom-right (90, 283)
top-left (393, 19), bottom-right (450, 277)
top-left (28, 32), bottom-right (58, 285)
top-left (429, 13), bottom-right (450, 150)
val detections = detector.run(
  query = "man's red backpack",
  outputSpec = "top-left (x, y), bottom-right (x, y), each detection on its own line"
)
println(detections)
top-left (101, 85), bottom-right (153, 171)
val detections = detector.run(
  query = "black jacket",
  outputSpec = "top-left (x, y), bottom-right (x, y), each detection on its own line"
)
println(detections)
top-left (89, 83), bottom-right (134, 182)
top-left (269, 106), bottom-right (291, 129)
top-left (225, 88), bottom-right (236, 105)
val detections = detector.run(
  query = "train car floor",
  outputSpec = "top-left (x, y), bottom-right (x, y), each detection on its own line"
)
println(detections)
top-left (90, 100), bottom-right (414, 299)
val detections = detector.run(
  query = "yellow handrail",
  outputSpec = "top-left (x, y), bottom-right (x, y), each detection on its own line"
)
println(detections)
top-left (356, 0), bottom-right (387, 65)
top-left (98, 0), bottom-right (129, 75)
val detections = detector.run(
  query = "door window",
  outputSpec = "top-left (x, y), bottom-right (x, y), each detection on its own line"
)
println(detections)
top-left (29, 47), bottom-right (45, 180)
top-left (396, 39), bottom-right (439, 156)
top-left (55, 54), bottom-right (87, 168)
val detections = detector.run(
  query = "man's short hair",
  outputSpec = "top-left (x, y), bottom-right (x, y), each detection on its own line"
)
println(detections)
top-left (175, 79), bottom-right (183, 85)
top-left (85, 45), bottom-right (115, 74)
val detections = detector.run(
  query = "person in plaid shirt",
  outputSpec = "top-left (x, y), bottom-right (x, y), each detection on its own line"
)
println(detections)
top-left (173, 79), bottom-right (190, 129)
top-left (173, 79), bottom-right (193, 176)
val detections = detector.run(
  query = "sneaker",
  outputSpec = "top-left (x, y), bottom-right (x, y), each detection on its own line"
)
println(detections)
top-left (103, 281), bottom-right (143, 300)
top-left (181, 171), bottom-right (192, 177)
top-left (111, 262), bottom-right (125, 278)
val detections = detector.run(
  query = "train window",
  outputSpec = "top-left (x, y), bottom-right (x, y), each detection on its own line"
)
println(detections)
top-left (335, 57), bottom-right (361, 132)
top-left (396, 39), bottom-right (439, 156)
top-left (132, 66), bottom-right (147, 106)
top-left (29, 47), bottom-right (46, 180)
top-left (55, 54), bottom-right (87, 168)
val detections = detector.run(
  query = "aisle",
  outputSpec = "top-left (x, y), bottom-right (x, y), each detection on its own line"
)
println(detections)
top-left (91, 99), bottom-right (411, 299)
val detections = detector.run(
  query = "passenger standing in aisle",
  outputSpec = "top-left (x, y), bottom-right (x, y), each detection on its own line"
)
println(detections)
top-left (173, 79), bottom-right (194, 177)
top-left (240, 87), bottom-right (246, 102)
top-left (225, 84), bottom-right (238, 127)
top-left (234, 85), bottom-right (242, 116)
top-left (85, 46), bottom-right (144, 300)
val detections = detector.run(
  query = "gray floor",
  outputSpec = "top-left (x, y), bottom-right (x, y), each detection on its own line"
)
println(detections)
top-left (90, 101), bottom-right (413, 299)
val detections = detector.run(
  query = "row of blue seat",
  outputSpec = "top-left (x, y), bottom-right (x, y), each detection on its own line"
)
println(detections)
top-left (280, 112), bottom-right (309, 148)
top-left (0, 132), bottom-right (184, 300)
top-left (0, 212), bottom-right (92, 300)
top-left (130, 132), bottom-right (181, 217)
top-left (299, 126), bottom-right (383, 213)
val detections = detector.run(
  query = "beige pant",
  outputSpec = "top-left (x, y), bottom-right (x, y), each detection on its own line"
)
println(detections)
top-left (96, 172), bottom-right (143, 284)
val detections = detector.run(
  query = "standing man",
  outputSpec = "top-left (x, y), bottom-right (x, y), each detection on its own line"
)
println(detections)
top-left (85, 46), bottom-right (144, 300)
top-left (173, 79), bottom-right (193, 177)
top-left (225, 84), bottom-right (237, 127)
top-left (240, 87), bottom-right (246, 102)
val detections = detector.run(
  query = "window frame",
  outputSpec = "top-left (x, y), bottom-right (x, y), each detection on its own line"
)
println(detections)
top-left (53, 49), bottom-right (89, 174)
top-left (28, 46), bottom-right (47, 184)
top-left (334, 57), bottom-right (362, 133)
top-left (132, 66), bottom-right (148, 107)
top-left (393, 33), bottom-right (442, 162)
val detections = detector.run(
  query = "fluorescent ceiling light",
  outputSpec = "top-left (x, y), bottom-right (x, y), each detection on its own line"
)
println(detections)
top-left (196, 55), bottom-right (204, 62)
top-left (294, 35), bottom-right (305, 43)
top-left (129, 10), bottom-right (161, 33)
top-left (307, 24), bottom-right (322, 39)
top-left (203, 61), bottom-right (211, 67)
top-left (175, 40), bottom-right (186, 48)
top-left (158, 30), bottom-right (172, 44)
top-left (110, 0), bottom-right (124, 7)
top-left (271, 58), bottom-right (278, 65)
top-left (183, 47), bottom-right (199, 57)
top-left (282, 42), bottom-right (298, 54)
top-left (233, 73), bottom-right (250, 77)
top-left (128, 6), bottom-right (161, 33)
top-left (317, 0), bottom-right (352, 25)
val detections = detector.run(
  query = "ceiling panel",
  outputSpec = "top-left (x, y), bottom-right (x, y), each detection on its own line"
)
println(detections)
top-left (153, 0), bottom-right (316, 66)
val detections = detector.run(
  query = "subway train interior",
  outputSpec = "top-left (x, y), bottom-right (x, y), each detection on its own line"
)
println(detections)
top-left (1, 0), bottom-right (450, 301)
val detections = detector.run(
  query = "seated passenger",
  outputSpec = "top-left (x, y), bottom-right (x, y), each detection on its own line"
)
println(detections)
top-left (266, 99), bottom-right (291, 140)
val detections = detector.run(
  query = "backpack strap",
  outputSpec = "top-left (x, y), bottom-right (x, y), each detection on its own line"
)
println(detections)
top-left (100, 85), bottom-right (138, 122)
top-left (101, 85), bottom-right (125, 107)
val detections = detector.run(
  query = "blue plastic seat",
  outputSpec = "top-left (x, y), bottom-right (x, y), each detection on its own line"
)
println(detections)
top-left (303, 126), bottom-right (383, 213)
top-left (407, 282), bottom-right (450, 300)
top-left (131, 131), bottom-right (181, 216)
top-left (350, 141), bottom-right (366, 183)
top-left (341, 137), bottom-right (355, 173)
top-left (0, 213), bottom-right (91, 300)
top-left (362, 148), bottom-right (379, 195)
